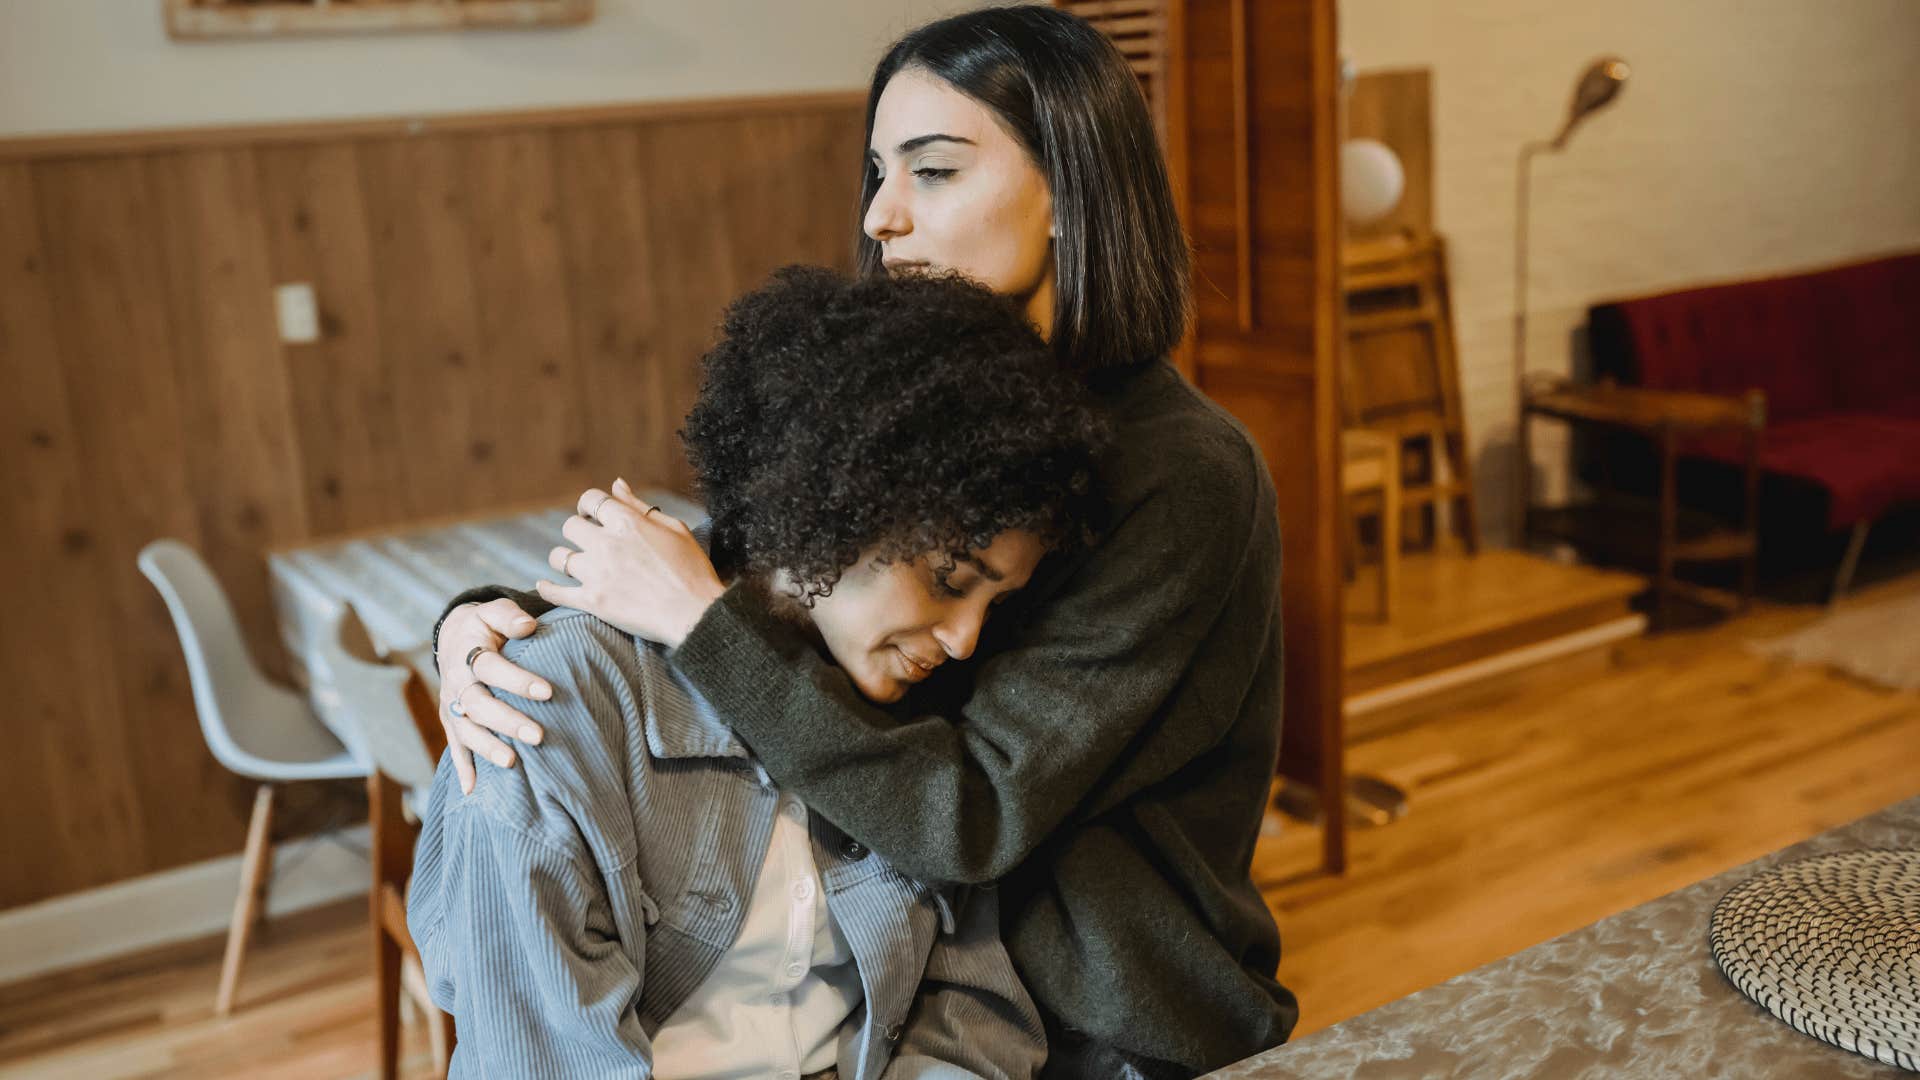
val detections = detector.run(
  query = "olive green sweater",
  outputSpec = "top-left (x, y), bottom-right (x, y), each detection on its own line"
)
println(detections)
top-left (438, 359), bottom-right (1296, 1072)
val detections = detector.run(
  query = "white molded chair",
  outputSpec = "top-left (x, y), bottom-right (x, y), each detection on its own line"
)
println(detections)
top-left (137, 539), bottom-right (365, 1017)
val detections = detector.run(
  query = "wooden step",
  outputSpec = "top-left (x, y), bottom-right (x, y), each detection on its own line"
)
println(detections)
top-left (1344, 549), bottom-right (1647, 700)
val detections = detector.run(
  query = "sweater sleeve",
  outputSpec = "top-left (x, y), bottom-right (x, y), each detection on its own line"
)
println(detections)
top-left (429, 517), bottom-right (718, 667)
top-left (669, 449), bottom-right (1270, 885)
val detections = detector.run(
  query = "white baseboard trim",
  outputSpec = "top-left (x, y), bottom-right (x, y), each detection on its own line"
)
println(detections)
top-left (0, 824), bottom-right (371, 987)
top-left (1344, 614), bottom-right (1650, 717)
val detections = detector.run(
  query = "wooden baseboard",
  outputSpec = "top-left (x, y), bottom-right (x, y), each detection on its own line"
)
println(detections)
top-left (0, 826), bottom-right (370, 988)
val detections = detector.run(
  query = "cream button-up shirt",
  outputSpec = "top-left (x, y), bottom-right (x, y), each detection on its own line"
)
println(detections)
top-left (652, 791), bottom-right (863, 1080)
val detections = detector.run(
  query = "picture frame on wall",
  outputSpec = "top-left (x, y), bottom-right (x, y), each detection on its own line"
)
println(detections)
top-left (164, 0), bottom-right (595, 41)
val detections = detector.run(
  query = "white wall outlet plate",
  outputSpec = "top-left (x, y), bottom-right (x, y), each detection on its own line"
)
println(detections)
top-left (275, 282), bottom-right (320, 344)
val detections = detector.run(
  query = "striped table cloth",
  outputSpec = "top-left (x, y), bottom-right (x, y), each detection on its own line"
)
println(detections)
top-left (268, 490), bottom-right (703, 692)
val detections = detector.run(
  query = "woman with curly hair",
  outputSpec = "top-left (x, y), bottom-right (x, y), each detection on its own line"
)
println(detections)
top-left (432, 6), bottom-right (1297, 1076)
top-left (410, 267), bottom-right (1103, 1079)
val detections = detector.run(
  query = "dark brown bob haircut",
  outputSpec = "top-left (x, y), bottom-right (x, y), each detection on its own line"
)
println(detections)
top-left (854, 4), bottom-right (1192, 374)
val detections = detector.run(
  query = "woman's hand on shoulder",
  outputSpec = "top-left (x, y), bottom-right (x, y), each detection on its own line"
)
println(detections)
top-left (537, 479), bottom-right (725, 649)
top-left (437, 598), bottom-right (551, 794)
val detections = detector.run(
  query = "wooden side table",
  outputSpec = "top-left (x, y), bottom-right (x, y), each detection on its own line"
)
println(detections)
top-left (1521, 379), bottom-right (1766, 627)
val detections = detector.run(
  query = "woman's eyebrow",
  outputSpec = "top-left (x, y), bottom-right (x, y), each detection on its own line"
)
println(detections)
top-left (894, 133), bottom-right (976, 155)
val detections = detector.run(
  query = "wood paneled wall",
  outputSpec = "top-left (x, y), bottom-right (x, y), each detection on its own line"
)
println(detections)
top-left (0, 97), bottom-right (866, 909)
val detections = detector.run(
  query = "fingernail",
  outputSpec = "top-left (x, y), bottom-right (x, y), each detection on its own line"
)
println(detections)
top-left (493, 751), bottom-right (514, 767)
top-left (614, 477), bottom-right (630, 493)
top-left (519, 726), bottom-right (541, 744)
top-left (531, 681), bottom-right (551, 700)
top-left (515, 618), bottom-right (535, 632)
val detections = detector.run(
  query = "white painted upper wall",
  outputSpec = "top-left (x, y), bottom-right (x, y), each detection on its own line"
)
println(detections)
top-left (1341, 0), bottom-right (1920, 540)
top-left (0, 0), bottom-right (984, 138)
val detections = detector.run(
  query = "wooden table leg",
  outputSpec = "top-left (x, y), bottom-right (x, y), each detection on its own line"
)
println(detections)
top-left (1741, 391), bottom-right (1763, 611)
top-left (1380, 446), bottom-right (1400, 620)
top-left (1658, 427), bottom-right (1677, 629)
top-left (1516, 402), bottom-right (1534, 548)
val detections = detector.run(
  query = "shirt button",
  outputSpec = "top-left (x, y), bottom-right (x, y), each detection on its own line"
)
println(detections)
top-left (885, 1022), bottom-right (904, 1043)
top-left (786, 962), bottom-right (806, 979)
top-left (778, 1071), bottom-right (797, 1080)
top-left (786, 802), bottom-right (807, 823)
top-left (769, 992), bottom-right (786, 1005)
top-left (792, 879), bottom-right (814, 901)
top-left (840, 839), bottom-right (868, 860)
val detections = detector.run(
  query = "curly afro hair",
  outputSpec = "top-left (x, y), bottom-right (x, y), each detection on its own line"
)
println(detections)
top-left (681, 264), bottom-right (1108, 602)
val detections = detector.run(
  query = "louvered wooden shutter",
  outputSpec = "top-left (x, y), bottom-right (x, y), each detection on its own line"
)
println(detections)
top-left (1054, 0), bottom-right (1173, 137)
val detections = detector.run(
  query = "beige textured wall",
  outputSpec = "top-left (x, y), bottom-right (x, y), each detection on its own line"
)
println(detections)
top-left (1340, 0), bottom-right (1920, 541)
top-left (0, 0), bottom-right (984, 137)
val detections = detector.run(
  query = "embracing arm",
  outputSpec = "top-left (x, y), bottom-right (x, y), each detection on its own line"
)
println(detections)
top-left (432, 483), bottom-right (722, 791)
top-left (671, 451), bottom-right (1275, 885)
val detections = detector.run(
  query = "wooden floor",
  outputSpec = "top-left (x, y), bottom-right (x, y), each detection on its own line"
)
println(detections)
top-left (0, 901), bottom-right (436, 1079)
top-left (1267, 563), bottom-right (1920, 1036)
top-left (3, 571), bottom-right (1917, 1076)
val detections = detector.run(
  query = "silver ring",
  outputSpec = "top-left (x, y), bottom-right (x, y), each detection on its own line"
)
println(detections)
top-left (644, 505), bottom-right (661, 519)
top-left (465, 645), bottom-right (489, 678)
top-left (563, 549), bottom-right (578, 579)
top-left (585, 493), bottom-right (612, 520)
top-left (448, 686), bottom-right (470, 718)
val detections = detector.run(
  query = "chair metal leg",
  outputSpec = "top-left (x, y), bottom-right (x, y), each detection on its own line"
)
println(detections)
top-left (1830, 519), bottom-right (1872, 607)
top-left (215, 784), bottom-right (275, 1016)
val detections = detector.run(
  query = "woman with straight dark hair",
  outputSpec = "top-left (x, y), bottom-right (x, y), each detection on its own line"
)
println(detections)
top-left (431, 6), bottom-right (1298, 1076)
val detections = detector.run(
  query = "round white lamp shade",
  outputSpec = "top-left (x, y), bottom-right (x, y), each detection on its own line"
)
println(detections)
top-left (1341, 138), bottom-right (1405, 225)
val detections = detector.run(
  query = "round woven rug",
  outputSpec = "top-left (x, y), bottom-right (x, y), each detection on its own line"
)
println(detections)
top-left (1710, 849), bottom-right (1920, 1072)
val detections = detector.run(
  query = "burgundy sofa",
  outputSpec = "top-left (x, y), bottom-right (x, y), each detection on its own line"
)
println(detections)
top-left (1587, 251), bottom-right (1920, 581)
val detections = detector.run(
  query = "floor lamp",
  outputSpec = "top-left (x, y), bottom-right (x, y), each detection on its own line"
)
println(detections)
top-left (1513, 57), bottom-right (1630, 544)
